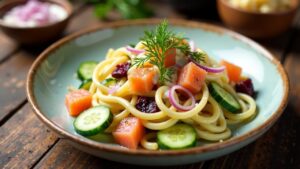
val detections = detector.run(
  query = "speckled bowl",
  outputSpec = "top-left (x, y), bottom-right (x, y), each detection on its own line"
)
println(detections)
top-left (0, 0), bottom-right (73, 45)
top-left (26, 19), bottom-right (289, 166)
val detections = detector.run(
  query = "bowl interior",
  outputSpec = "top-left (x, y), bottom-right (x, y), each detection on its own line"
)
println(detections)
top-left (30, 23), bottom-right (287, 148)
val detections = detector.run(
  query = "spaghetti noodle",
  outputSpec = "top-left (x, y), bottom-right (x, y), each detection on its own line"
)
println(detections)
top-left (67, 21), bottom-right (257, 150)
top-left (89, 47), bottom-right (256, 149)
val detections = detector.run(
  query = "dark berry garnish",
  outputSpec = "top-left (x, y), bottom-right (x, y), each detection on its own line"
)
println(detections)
top-left (112, 62), bottom-right (131, 79)
top-left (135, 96), bottom-right (160, 113)
top-left (152, 84), bottom-right (159, 90)
top-left (235, 78), bottom-right (255, 97)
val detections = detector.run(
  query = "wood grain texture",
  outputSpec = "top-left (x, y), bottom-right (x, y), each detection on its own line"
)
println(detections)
top-left (0, 51), bottom-right (35, 124)
top-left (65, 5), bottom-right (101, 33)
top-left (0, 5), bottom-right (96, 124)
top-left (0, 104), bottom-right (58, 169)
top-left (204, 8), bottom-right (300, 169)
top-left (1, 1), bottom-right (300, 169)
top-left (278, 12), bottom-right (300, 169)
top-left (33, 140), bottom-right (204, 169)
top-left (0, 31), bottom-right (18, 63)
top-left (204, 111), bottom-right (295, 169)
top-left (0, 0), bottom-right (83, 64)
top-left (29, 4), bottom-right (300, 169)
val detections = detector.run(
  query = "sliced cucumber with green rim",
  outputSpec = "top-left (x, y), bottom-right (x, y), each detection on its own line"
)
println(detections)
top-left (79, 78), bottom-right (92, 90)
top-left (101, 77), bottom-right (117, 87)
top-left (157, 124), bottom-right (197, 150)
top-left (74, 105), bottom-right (113, 136)
top-left (77, 61), bottom-right (98, 80)
top-left (209, 82), bottom-right (241, 113)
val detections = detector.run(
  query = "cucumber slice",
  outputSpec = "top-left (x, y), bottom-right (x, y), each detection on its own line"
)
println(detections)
top-left (79, 78), bottom-right (92, 90)
top-left (77, 61), bottom-right (98, 80)
top-left (74, 105), bottom-right (113, 136)
top-left (101, 77), bottom-right (117, 87)
top-left (209, 82), bottom-right (241, 113)
top-left (157, 124), bottom-right (197, 150)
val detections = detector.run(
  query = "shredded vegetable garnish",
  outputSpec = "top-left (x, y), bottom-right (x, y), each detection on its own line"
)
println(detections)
top-left (133, 20), bottom-right (204, 85)
top-left (168, 85), bottom-right (196, 111)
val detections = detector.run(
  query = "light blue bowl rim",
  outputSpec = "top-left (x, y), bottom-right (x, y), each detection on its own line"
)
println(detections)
top-left (26, 19), bottom-right (290, 156)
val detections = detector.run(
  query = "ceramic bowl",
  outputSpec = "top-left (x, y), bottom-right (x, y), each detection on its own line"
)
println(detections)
top-left (27, 19), bottom-right (289, 166)
top-left (0, 0), bottom-right (73, 45)
top-left (169, 0), bottom-right (217, 18)
top-left (217, 0), bottom-right (299, 39)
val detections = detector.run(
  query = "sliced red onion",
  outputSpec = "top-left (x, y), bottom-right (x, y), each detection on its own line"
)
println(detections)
top-left (20, 0), bottom-right (43, 21)
top-left (191, 59), bottom-right (225, 73)
top-left (3, 0), bottom-right (66, 27)
top-left (189, 40), bottom-right (195, 52)
top-left (126, 46), bottom-right (145, 55)
top-left (34, 5), bottom-right (49, 25)
top-left (168, 85), bottom-right (196, 111)
top-left (188, 40), bottom-right (224, 73)
top-left (108, 85), bottom-right (120, 94)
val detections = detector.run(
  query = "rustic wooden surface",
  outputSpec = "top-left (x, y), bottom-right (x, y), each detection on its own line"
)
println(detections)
top-left (0, 1), bottom-right (299, 169)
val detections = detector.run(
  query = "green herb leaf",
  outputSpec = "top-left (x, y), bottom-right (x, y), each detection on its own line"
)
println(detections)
top-left (133, 20), bottom-right (192, 85)
top-left (93, 0), bottom-right (153, 19)
top-left (132, 20), bottom-right (205, 85)
top-left (190, 51), bottom-right (206, 63)
top-left (94, 0), bottom-right (114, 19)
top-left (129, 43), bottom-right (136, 48)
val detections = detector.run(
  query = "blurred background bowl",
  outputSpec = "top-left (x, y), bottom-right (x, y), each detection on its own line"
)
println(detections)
top-left (0, 0), bottom-right (73, 45)
top-left (217, 0), bottom-right (299, 39)
top-left (168, 0), bottom-right (218, 19)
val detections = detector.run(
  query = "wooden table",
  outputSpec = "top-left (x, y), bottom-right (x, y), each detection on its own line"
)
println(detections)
top-left (1, 1), bottom-right (299, 169)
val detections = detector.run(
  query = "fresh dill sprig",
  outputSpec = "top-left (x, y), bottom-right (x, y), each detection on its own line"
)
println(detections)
top-left (190, 51), bottom-right (206, 63)
top-left (132, 20), bottom-right (204, 85)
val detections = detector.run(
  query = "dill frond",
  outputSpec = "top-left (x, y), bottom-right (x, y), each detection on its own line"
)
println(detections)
top-left (133, 20), bottom-right (204, 85)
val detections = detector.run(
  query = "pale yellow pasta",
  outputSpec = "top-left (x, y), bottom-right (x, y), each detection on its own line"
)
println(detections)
top-left (155, 84), bottom-right (209, 119)
top-left (141, 133), bottom-right (158, 150)
top-left (89, 44), bottom-right (257, 150)
top-left (198, 107), bottom-right (227, 133)
top-left (192, 96), bottom-right (221, 124)
top-left (143, 118), bottom-right (179, 130)
top-left (224, 93), bottom-right (257, 123)
top-left (106, 48), bottom-right (115, 59)
top-left (104, 97), bottom-right (135, 133)
top-left (195, 127), bottom-right (232, 141)
top-left (135, 41), bottom-right (147, 50)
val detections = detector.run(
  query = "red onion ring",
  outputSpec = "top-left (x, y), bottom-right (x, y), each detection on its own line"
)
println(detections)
top-left (126, 46), bottom-right (145, 55)
top-left (189, 40), bottom-right (195, 52)
top-left (108, 85), bottom-right (120, 94)
top-left (168, 85), bottom-right (196, 111)
top-left (191, 59), bottom-right (225, 73)
top-left (187, 40), bottom-right (224, 73)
